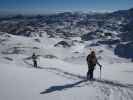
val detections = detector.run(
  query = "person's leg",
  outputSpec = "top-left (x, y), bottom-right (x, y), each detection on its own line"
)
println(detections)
top-left (90, 68), bottom-right (95, 80)
top-left (33, 61), bottom-right (36, 68)
top-left (87, 70), bottom-right (90, 79)
top-left (88, 69), bottom-right (93, 80)
top-left (87, 65), bottom-right (90, 79)
top-left (90, 70), bottom-right (92, 80)
top-left (35, 61), bottom-right (37, 68)
top-left (91, 69), bottom-right (94, 79)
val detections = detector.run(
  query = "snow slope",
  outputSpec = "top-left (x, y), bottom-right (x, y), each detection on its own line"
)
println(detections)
top-left (0, 33), bottom-right (133, 100)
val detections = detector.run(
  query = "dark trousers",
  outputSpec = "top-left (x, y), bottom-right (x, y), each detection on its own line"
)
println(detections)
top-left (33, 60), bottom-right (37, 68)
top-left (87, 66), bottom-right (94, 80)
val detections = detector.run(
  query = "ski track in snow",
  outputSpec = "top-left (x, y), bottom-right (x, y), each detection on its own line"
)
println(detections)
top-left (24, 59), bottom-right (133, 100)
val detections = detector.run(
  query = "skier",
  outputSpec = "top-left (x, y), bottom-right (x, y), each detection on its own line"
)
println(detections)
top-left (86, 50), bottom-right (102, 80)
top-left (32, 53), bottom-right (38, 68)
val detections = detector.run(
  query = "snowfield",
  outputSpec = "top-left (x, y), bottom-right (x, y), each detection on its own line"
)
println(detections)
top-left (0, 33), bottom-right (133, 100)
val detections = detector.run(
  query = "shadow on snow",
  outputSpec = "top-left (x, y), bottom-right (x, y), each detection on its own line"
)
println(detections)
top-left (41, 67), bottom-right (133, 89)
top-left (23, 58), bottom-right (133, 94)
top-left (40, 80), bottom-right (88, 94)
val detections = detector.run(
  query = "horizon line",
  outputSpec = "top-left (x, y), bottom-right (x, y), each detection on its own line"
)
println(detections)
top-left (0, 7), bottom-right (132, 15)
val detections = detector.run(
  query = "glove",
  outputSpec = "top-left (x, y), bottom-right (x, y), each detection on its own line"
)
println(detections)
top-left (100, 65), bottom-right (102, 70)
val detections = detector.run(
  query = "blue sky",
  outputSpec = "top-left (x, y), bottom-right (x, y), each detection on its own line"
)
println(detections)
top-left (0, 0), bottom-right (133, 14)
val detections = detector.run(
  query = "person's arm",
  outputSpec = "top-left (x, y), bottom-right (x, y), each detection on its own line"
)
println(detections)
top-left (96, 60), bottom-right (102, 68)
top-left (86, 55), bottom-right (90, 65)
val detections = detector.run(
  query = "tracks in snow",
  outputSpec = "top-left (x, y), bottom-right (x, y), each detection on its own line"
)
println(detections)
top-left (24, 58), bottom-right (133, 100)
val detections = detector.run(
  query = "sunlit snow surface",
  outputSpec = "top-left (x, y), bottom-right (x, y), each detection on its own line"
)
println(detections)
top-left (0, 33), bottom-right (133, 100)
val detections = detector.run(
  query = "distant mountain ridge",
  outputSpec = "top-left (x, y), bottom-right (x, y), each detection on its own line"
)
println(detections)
top-left (0, 8), bottom-right (132, 37)
top-left (0, 8), bottom-right (133, 59)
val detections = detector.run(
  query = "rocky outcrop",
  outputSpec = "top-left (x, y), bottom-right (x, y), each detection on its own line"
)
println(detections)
top-left (97, 39), bottom-right (120, 45)
top-left (81, 32), bottom-right (97, 41)
top-left (54, 41), bottom-right (71, 48)
top-left (114, 42), bottom-right (133, 59)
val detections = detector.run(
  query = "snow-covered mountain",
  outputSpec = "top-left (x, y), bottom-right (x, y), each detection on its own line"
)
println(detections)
top-left (0, 8), bottom-right (133, 100)
top-left (0, 8), bottom-right (133, 59)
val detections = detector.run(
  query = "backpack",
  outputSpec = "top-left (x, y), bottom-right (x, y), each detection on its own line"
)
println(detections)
top-left (32, 54), bottom-right (37, 61)
top-left (87, 54), bottom-right (97, 66)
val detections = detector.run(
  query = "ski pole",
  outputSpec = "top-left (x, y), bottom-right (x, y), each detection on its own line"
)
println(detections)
top-left (100, 66), bottom-right (102, 80)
